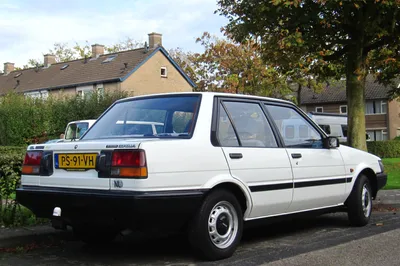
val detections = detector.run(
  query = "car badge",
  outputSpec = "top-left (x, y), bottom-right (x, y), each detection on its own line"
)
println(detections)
top-left (74, 145), bottom-right (78, 149)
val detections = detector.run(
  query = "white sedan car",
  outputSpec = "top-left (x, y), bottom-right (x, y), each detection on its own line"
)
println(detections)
top-left (17, 92), bottom-right (387, 261)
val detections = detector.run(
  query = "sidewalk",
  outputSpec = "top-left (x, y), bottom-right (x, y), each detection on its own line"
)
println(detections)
top-left (264, 228), bottom-right (400, 266)
top-left (1, 190), bottom-right (399, 250)
top-left (374, 189), bottom-right (400, 207)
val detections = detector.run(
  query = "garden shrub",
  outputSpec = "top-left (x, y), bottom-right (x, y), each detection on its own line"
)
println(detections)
top-left (0, 90), bottom-right (129, 146)
top-left (367, 140), bottom-right (400, 158)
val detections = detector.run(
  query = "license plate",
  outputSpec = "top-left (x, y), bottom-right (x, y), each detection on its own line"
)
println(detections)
top-left (55, 153), bottom-right (97, 169)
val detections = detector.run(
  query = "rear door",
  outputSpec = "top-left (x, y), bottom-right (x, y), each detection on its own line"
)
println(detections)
top-left (264, 103), bottom-right (347, 212)
top-left (215, 98), bottom-right (294, 218)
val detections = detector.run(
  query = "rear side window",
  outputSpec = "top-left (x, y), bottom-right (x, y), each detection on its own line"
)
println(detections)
top-left (217, 101), bottom-right (278, 148)
top-left (82, 95), bottom-right (201, 140)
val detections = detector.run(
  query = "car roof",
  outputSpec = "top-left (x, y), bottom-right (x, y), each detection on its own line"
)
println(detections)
top-left (115, 92), bottom-right (294, 105)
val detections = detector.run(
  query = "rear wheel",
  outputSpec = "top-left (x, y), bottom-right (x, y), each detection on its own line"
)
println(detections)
top-left (188, 189), bottom-right (243, 261)
top-left (347, 174), bottom-right (372, 226)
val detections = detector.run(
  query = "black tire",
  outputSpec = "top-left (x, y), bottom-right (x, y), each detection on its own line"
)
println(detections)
top-left (188, 189), bottom-right (243, 261)
top-left (73, 225), bottom-right (118, 245)
top-left (346, 174), bottom-right (373, 226)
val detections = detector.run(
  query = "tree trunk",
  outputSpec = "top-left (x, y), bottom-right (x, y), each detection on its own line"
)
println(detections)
top-left (346, 47), bottom-right (367, 151)
top-left (297, 84), bottom-right (302, 106)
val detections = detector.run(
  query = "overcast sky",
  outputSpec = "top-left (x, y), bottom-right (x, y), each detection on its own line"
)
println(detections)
top-left (0, 0), bottom-right (228, 68)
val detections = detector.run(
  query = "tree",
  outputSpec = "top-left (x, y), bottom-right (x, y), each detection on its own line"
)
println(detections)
top-left (216, 0), bottom-right (400, 151)
top-left (168, 47), bottom-right (200, 91)
top-left (105, 37), bottom-right (143, 53)
top-left (186, 32), bottom-right (294, 98)
top-left (21, 38), bottom-right (145, 69)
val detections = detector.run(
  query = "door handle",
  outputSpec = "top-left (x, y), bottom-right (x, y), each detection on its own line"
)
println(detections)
top-left (291, 153), bottom-right (302, 159)
top-left (229, 153), bottom-right (243, 159)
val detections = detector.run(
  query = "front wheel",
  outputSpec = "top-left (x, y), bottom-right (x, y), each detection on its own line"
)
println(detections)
top-left (346, 174), bottom-right (372, 226)
top-left (188, 189), bottom-right (243, 261)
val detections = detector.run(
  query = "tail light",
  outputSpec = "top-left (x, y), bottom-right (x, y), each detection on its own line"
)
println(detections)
top-left (111, 150), bottom-right (147, 178)
top-left (22, 151), bottom-right (43, 175)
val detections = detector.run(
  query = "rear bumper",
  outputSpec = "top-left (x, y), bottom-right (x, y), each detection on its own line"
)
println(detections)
top-left (16, 186), bottom-right (207, 231)
top-left (377, 172), bottom-right (388, 191)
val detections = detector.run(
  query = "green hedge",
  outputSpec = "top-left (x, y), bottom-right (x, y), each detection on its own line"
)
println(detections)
top-left (0, 146), bottom-right (48, 227)
top-left (0, 90), bottom-right (129, 146)
top-left (367, 140), bottom-right (400, 158)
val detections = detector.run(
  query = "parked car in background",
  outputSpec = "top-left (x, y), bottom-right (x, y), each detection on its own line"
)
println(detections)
top-left (308, 112), bottom-right (371, 143)
top-left (63, 120), bottom-right (97, 141)
top-left (17, 92), bottom-right (387, 261)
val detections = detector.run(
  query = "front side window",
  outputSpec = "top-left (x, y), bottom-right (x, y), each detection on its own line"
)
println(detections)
top-left (217, 101), bottom-right (278, 148)
top-left (217, 105), bottom-right (239, 147)
top-left (265, 104), bottom-right (323, 148)
top-left (82, 95), bottom-right (200, 140)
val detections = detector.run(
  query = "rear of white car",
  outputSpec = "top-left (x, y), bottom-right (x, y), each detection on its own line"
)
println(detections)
top-left (16, 93), bottom-right (211, 237)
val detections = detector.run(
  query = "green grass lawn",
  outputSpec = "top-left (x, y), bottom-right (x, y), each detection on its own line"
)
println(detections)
top-left (382, 158), bottom-right (400, 190)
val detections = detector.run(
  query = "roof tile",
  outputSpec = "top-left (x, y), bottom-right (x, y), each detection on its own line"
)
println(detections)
top-left (0, 47), bottom-right (157, 94)
top-left (300, 75), bottom-right (393, 104)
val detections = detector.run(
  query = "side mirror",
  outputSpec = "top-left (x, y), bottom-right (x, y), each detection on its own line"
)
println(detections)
top-left (323, 136), bottom-right (340, 149)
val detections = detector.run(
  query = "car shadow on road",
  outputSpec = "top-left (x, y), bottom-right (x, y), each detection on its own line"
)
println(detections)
top-left (45, 213), bottom-right (350, 265)
top-left (241, 212), bottom-right (350, 243)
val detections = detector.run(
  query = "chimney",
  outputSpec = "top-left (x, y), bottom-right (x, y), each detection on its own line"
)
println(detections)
top-left (44, 54), bottom-right (56, 67)
top-left (148, 32), bottom-right (162, 48)
top-left (3, 62), bottom-right (14, 75)
top-left (91, 44), bottom-right (104, 58)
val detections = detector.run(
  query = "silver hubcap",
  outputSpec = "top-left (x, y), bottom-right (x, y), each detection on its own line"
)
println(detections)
top-left (208, 201), bottom-right (239, 249)
top-left (362, 184), bottom-right (372, 217)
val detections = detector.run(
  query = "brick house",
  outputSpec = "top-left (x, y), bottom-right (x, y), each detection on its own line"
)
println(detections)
top-left (0, 32), bottom-right (195, 99)
top-left (299, 76), bottom-right (400, 141)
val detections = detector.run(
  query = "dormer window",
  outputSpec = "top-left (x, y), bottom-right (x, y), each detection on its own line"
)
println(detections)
top-left (161, 66), bottom-right (167, 78)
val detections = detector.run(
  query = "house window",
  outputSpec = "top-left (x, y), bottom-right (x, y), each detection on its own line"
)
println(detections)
top-left (365, 101), bottom-right (374, 114)
top-left (102, 55), bottom-right (117, 63)
top-left (365, 100), bottom-right (387, 114)
top-left (383, 130), bottom-right (388, 140)
top-left (367, 129), bottom-right (388, 141)
top-left (24, 90), bottom-right (49, 100)
top-left (161, 67), bottom-right (167, 78)
top-left (315, 107), bottom-right (323, 113)
top-left (340, 105), bottom-right (347, 114)
top-left (381, 101), bottom-right (388, 114)
top-left (76, 85), bottom-right (94, 99)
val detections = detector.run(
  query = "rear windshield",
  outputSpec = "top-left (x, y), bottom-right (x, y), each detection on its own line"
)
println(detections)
top-left (81, 95), bottom-right (201, 140)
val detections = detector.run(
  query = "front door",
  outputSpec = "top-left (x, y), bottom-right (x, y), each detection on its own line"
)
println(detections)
top-left (264, 103), bottom-right (347, 212)
top-left (215, 99), bottom-right (293, 218)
